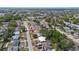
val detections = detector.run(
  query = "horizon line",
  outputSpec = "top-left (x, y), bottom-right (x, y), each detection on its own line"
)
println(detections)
top-left (0, 7), bottom-right (79, 8)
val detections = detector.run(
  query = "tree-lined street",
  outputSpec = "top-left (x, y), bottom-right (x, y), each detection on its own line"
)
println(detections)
top-left (23, 20), bottom-right (33, 51)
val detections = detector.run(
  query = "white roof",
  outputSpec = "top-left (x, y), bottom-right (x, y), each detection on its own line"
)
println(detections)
top-left (38, 36), bottom-right (46, 42)
top-left (14, 31), bottom-right (20, 35)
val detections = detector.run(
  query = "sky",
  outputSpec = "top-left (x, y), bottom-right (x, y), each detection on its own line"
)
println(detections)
top-left (0, 0), bottom-right (79, 7)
